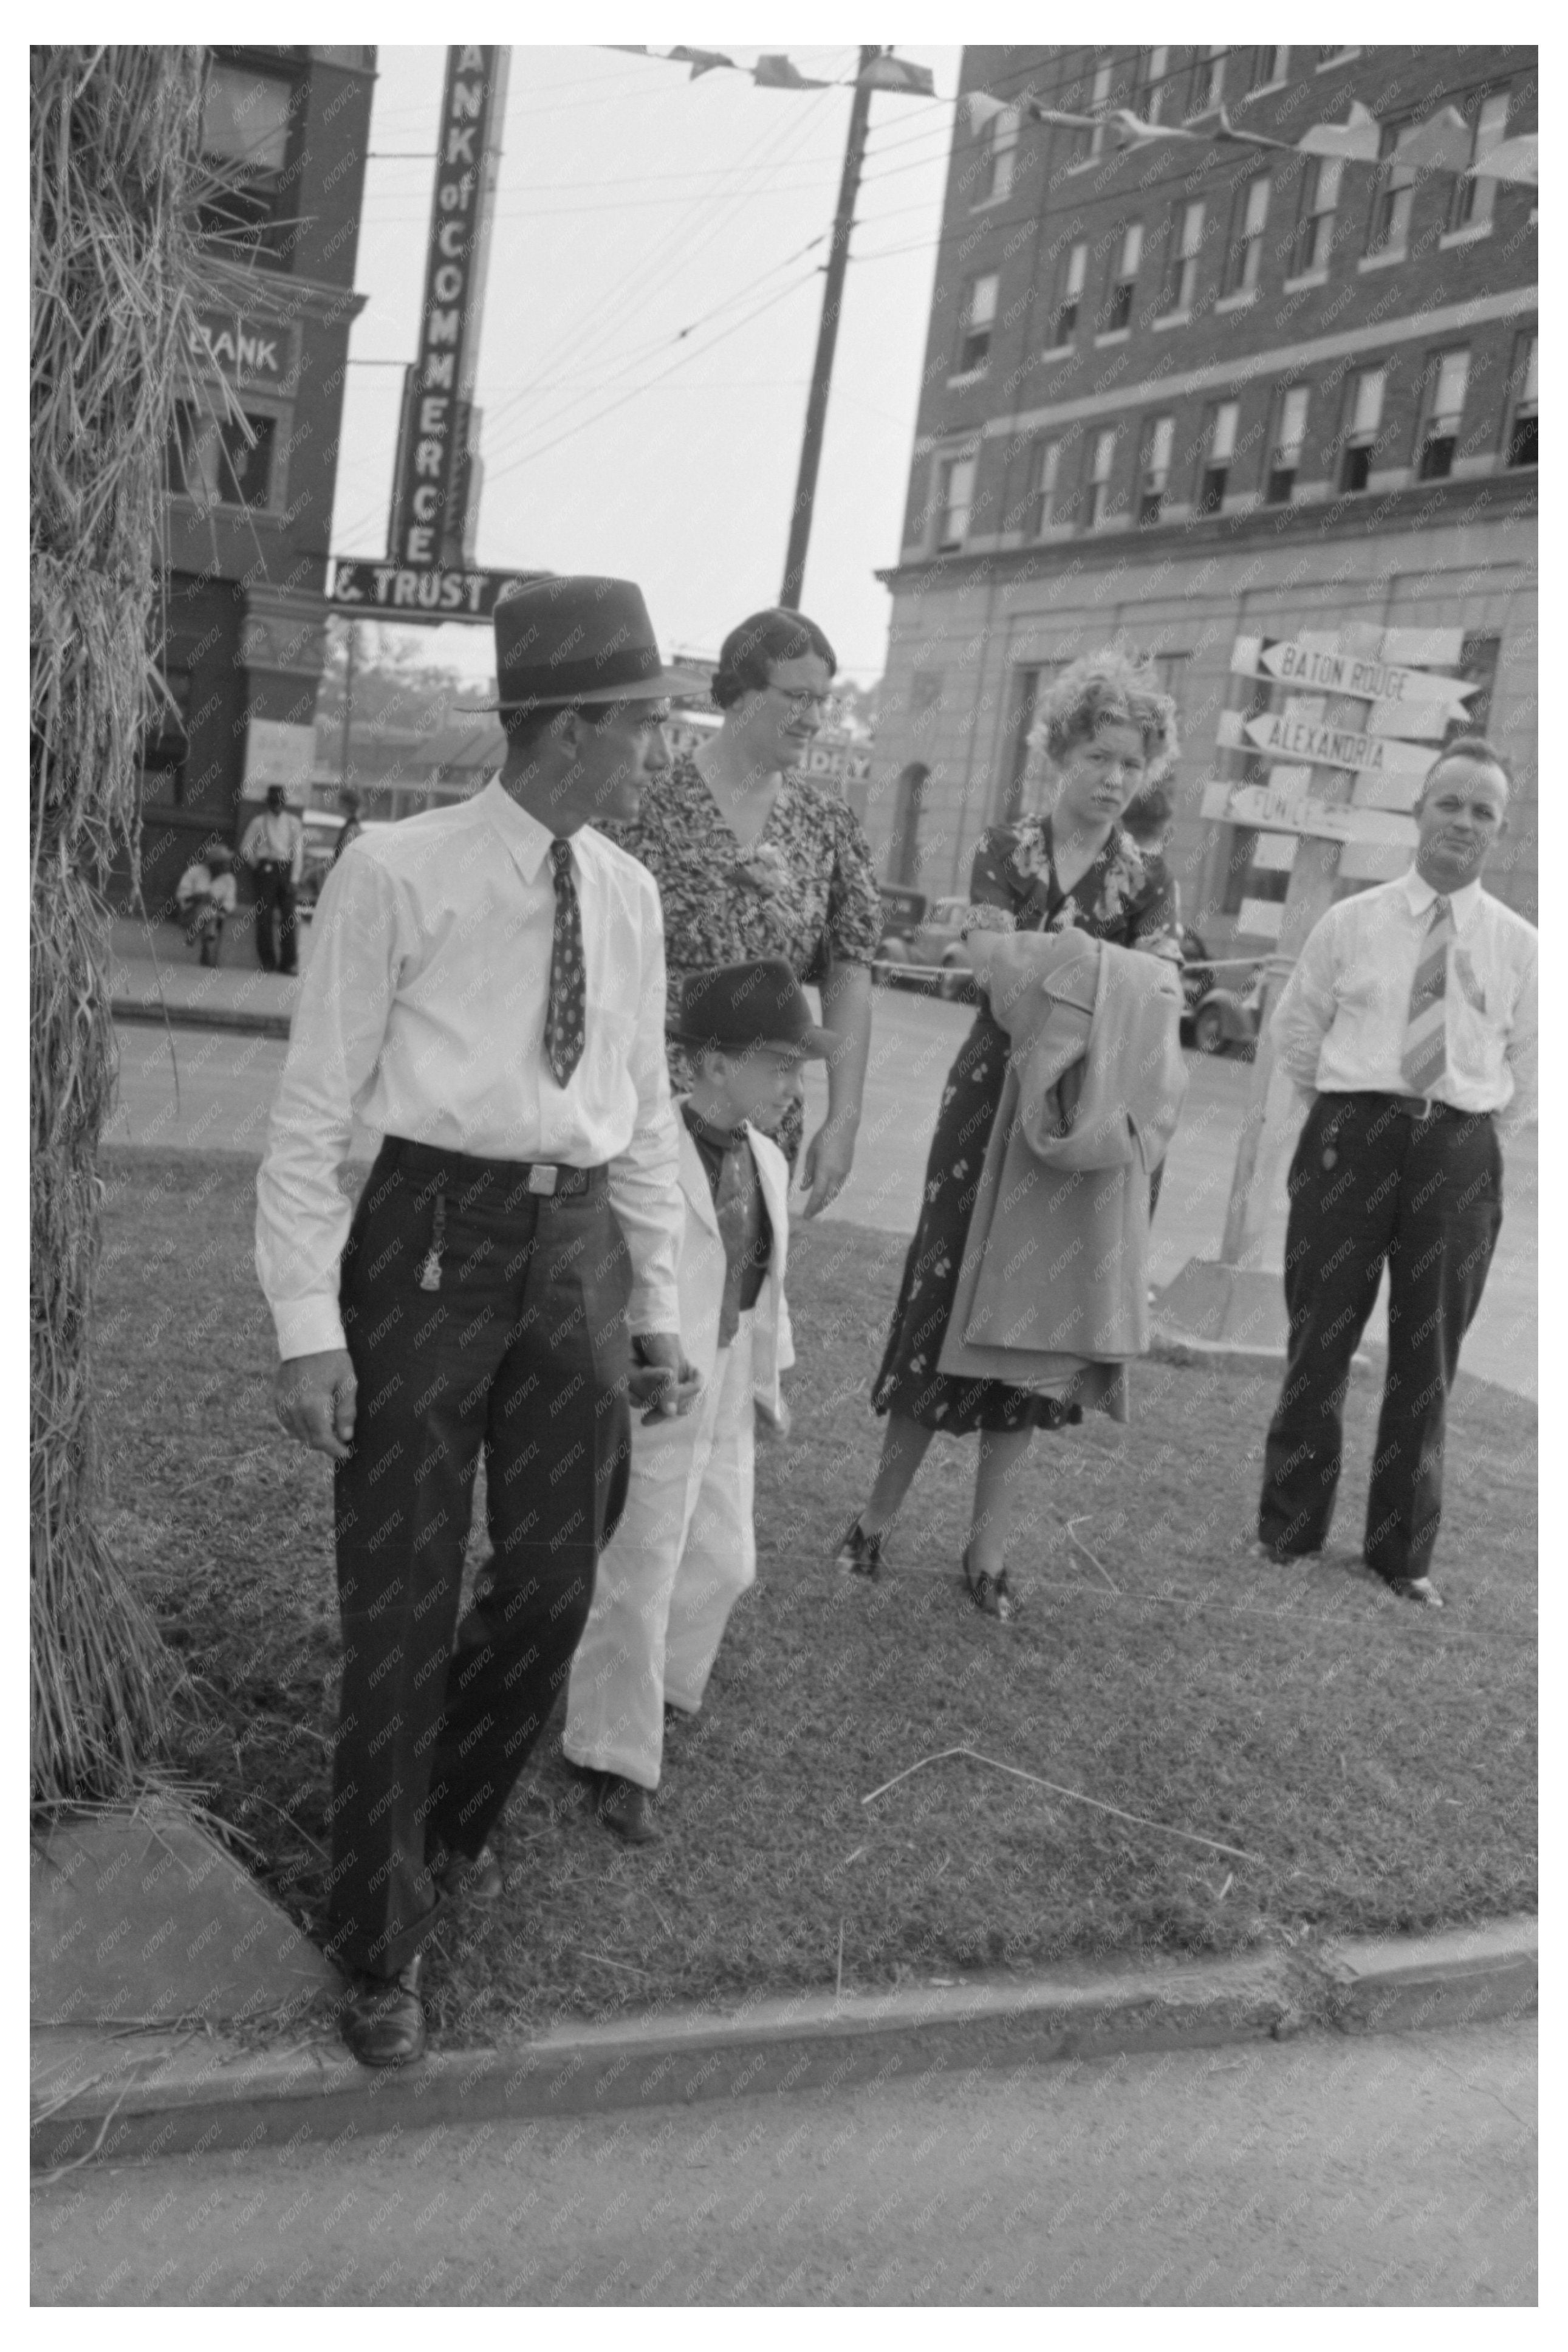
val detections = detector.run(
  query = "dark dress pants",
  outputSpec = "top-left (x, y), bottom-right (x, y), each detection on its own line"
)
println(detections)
top-left (1258, 1092), bottom-right (1502, 1579)
top-left (326, 1139), bottom-right (633, 1978)
top-left (253, 861), bottom-right (298, 973)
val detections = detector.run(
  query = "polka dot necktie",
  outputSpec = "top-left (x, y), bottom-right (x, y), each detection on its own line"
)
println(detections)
top-left (1400, 894), bottom-right (1453, 1097)
top-left (545, 838), bottom-right (586, 1088)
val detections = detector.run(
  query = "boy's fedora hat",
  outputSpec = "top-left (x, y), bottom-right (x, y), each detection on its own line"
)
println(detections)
top-left (670, 959), bottom-right (836, 1058)
top-left (467, 575), bottom-right (711, 715)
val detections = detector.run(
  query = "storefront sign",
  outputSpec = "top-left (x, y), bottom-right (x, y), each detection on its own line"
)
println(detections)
top-left (389, 46), bottom-right (508, 567)
top-left (188, 309), bottom-right (300, 394)
top-left (330, 560), bottom-right (545, 621)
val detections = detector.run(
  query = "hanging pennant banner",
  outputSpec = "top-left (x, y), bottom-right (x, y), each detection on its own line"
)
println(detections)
top-left (1469, 133), bottom-right (1538, 185)
top-left (1393, 106), bottom-right (1472, 173)
top-left (1296, 101), bottom-right (1380, 162)
top-left (755, 54), bottom-right (830, 90)
top-left (859, 56), bottom-right (936, 97)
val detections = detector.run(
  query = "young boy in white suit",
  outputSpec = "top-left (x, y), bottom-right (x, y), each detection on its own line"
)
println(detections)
top-left (563, 959), bottom-right (832, 1843)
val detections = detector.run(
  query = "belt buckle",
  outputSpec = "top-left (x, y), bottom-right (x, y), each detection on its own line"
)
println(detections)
top-left (1407, 1094), bottom-right (1437, 1124)
top-left (527, 1162), bottom-right (558, 1196)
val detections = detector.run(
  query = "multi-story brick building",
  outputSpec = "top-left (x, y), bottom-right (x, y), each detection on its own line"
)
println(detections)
top-left (868, 44), bottom-right (1538, 940)
top-left (139, 46), bottom-right (375, 908)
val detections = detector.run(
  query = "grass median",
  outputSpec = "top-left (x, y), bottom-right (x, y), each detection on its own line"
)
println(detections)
top-left (97, 1147), bottom-right (1537, 2044)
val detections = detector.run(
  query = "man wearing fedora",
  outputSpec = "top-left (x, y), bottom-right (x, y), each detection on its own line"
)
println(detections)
top-left (257, 577), bottom-right (708, 2066)
top-left (563, 959), bottom-right (827, 1842)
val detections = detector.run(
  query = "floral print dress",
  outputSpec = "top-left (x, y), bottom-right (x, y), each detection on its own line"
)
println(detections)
top-left (872, 815), bottom-right (1179, 1435)
top-left (601, 752), bottom-right (883, 1159)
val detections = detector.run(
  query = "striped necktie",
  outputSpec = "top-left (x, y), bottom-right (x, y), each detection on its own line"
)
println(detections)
top-left (1400, 894), bottom-right (1453, 1098)
top-left (544, 839), bottom-right (586, 1088)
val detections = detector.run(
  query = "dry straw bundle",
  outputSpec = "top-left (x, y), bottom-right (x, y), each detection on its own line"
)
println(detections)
top-left (30, 46), bottom-right (213, 1800)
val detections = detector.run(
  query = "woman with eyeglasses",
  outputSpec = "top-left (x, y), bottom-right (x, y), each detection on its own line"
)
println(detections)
top-left (602, 607), bottom-right (883, 1210)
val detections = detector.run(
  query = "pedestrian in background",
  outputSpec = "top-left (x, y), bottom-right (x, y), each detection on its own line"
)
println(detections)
top-left (1256, 738), bottom-right (1536, 1606)
top-left (174, 840), bottom-right (236, 967)
top-left (241, 783), bottom-right (305, 975)
top-left (332, 785), bottom-right (365, 866)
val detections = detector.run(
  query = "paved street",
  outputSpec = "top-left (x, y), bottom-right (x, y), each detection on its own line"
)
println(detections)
top-left (31, 2016), bottom-right (1536, 2305)
top-left (107, 975), bottom-right (1537, 1398)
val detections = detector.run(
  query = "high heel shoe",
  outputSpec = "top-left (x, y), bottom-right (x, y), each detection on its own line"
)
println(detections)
top-left (962, 1545), bottom-right (1015, 1622)
top-left (835, 1515), bottom-right (885, 1579)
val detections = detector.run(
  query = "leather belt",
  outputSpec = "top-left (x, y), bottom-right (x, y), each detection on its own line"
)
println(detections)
top-left (385, 1136), bottom-right (603, 1198)
top-left (1336, 1091), bottom-right (1489, 1126)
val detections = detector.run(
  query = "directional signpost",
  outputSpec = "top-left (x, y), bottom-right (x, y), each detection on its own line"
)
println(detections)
top-left (1155, 622), bottom-right (1471, 1360)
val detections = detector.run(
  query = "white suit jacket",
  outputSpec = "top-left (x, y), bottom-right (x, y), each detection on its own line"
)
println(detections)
top-left (673, 1103), bottom-right (794, 1430)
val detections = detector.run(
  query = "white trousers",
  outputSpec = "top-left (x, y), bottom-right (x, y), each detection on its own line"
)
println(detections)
top-left (563, 1312), bottom-right (757, 1790)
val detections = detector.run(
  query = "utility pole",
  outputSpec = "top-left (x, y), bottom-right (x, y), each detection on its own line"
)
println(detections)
top-left (778, 44), bottom-right (882, 611)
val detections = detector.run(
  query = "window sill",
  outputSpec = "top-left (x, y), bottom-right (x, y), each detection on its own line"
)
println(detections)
top-left (1358, 248), bottom-right (1407, 273)
top-left (969, 191), bottom-right (1010, 213)
top-left (1238, 79), bottom-right (1287, 101)
top-left (1093, 328), bottom-right (1131, 348)
top-left (1151, 309), bottom-right (1192, 332)
top-left (1039, 343), bottom-right (1076, 362)
top-left (1281, 269), bottom-right (1329, 293)
top-left (1313, 50), bottom-right (1360, 69)
top-left (1214, 290), bottom-right (1257, 314)
top-left (946, 368), bottom-right (989, 389)
top-left (1439, 222), bottom-right (1493, 250)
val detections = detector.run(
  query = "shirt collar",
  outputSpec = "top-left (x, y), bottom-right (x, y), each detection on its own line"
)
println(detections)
top-left (1398, 866), bottom-right (1484, 931)
top-left (477, 776), bottom-right (580, 886)
top-left (682, 1099), bottom-right (749, 1152)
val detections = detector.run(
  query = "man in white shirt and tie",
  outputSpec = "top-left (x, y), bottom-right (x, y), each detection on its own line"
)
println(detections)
top-left (1258, 738), bottom-right (1537, 1607)
top-left (256, 577), bottom-right (707, 2066)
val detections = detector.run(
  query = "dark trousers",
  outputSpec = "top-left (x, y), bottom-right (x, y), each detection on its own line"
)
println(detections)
top-left (1259, 1092), bottom-right (1502, 1580)
top-left (327, 1138), bottom-right (633, 1978)
top-left (253, 861), bottom-right (298, 973)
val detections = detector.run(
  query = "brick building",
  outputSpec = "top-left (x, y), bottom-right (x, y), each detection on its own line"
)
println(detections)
top-left (139, 46), bottom-right (375, 908)
top-left (868, 45), bottom-right (1538, 941)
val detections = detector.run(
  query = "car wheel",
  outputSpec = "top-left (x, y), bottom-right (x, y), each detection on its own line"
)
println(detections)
top-left (1193, 1005), bottom-right (1228, 1056)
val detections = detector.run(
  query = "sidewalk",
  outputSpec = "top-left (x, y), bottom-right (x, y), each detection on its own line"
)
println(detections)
top-left (110, 913), bottom-right (309, 1037)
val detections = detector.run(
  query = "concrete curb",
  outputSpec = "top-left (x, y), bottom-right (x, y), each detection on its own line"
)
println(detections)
top-left (112, 998), bottom-right (292, 1040)
top-left (31, 1916), bottom-right (1535, 2173)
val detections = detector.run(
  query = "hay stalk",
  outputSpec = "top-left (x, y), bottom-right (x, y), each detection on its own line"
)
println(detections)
top-left (30, 46), bottom-right (213, 1800)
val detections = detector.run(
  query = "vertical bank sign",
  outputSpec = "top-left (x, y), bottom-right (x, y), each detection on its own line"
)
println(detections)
top-left (389, 46), bottom-right (508, 567)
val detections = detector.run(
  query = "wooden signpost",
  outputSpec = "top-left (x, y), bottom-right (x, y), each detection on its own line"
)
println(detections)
top-left (1154, 620), bottom-right (1471, 1359)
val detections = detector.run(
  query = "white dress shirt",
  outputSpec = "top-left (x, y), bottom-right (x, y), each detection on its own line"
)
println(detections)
top-left (241, 808), bottom-right (305, 884)
top-left (256, 778), bottom-right (683, 1359)
top-left (1270, 868), bottom-right (1538, 1138)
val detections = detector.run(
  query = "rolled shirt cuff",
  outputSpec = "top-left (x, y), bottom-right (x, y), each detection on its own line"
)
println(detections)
top-left (273, 1295), bottom-right (350, 1362)
top-left (628, 1282), bottom-right (682, 1340)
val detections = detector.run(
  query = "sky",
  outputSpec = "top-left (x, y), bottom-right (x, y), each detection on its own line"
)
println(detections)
top-left (328, 43), bottom-right (960, 685)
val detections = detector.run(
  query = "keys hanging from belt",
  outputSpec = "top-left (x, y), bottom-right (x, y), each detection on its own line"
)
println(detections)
top-left (417, 1186), bottom-right (447, 1291)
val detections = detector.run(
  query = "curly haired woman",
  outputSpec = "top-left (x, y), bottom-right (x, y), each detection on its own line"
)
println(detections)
top-left (837, 649), bottom-right (1183, 1618)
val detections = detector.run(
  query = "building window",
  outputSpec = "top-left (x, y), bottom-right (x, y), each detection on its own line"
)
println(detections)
top-left (1025, 437), bottom-right (1061, 536)
top-left (1505, 332), bottom-right (1538, 468)
top-left (1135, 47), bottom-right (1168, 126)
top-left (1366, 124), bottom-right (1417, 258)
top-left (956, 273), bottom-right (999, 372)
top-left (1137, 416), bottom-right (1175, 526)
top-left (140, 665), bottom-right (192, 809)
top-left (1246, 47), bottom-right (1288, 93)
top-left (1198, 399), bottom-right (1240, 512)
top-left (167, 398), bottom-right (279, 510)
top-left (998, 665), bottom-right (1054, 823)
top-left (198, 58), bottom-right (298, 251)
top-left (1449, 91), bottom-right (1511, 233)
top-left (1222, 178), bottom-right (1270, 296)
top-left (934, 451), bottom-right (977, 549)
top-left (1048, 242), bottom-right (1087, 346)
top-left (1160, 200), bottom-right (1205, 315)
top-left (1444, 636), bottom-right (1501, 744)
top-left (1186, 45), bottom-right (1226, 118)
top-left (1101, 222), bottom-right (1143, 334)
top-left (1292, 156), bottom-right (1343, 275)
top-left (1338, 366), bottom-right (1386, 491)
top-left (1266, 385), bottom-right (1310, 502)
top-left (974, 107), bottom-right (1019, 206)
top-left (1086, 428), bottom-right (1117, 528)
top-left (1417, 350), bottom-right (1470, 481)
top-left (1085, 60), bottom-right (1115, 161)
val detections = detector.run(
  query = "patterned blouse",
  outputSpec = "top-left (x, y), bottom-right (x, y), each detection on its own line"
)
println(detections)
top-left (601, 752), bottom-right (884, 1024)
top-left (969, 814), bottom-right (1180, 958)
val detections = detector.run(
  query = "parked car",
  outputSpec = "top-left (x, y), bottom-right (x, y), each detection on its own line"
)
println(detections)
top-left (1180, 924), bottom-right (1265, 1056)
top-left (874, 888), bottom-right (976, 1001)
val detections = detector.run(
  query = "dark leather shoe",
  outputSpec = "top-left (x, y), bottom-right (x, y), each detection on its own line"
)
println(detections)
top-left (433, 1844), bottom-right (503, 1905)
top-left (836, 1515), bottom-right (885, 1579)
top-left (341, 1956), bottom-right (426, 2068)
top-left (1386, 1575), bottom-right (1444, 1609)
top-left (595, 1774), bottom-right (660, 1845)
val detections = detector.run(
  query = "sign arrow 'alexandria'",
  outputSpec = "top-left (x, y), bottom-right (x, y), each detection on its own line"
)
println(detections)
top-left (1242, 713), bottom-right (1436, 781)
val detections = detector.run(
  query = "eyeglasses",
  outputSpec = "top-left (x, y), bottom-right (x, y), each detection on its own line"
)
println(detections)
top-left (768, 686), bottom-right (832, 713)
